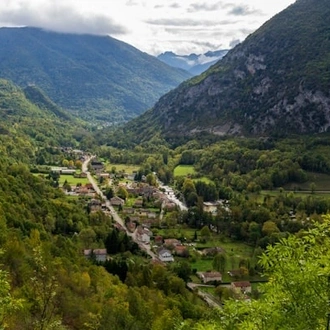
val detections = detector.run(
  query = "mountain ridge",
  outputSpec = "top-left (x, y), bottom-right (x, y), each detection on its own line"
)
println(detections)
top-left (123, 0), bottom-right (330, 141)
top-left (0, 27), bottom-right (191, 124)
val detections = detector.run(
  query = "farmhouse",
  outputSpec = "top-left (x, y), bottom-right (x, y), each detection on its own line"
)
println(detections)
top-left (136, 226), bottom-right (152, 244)
top-left (158, 248), bottom-right (174, 262)
top-left (110, 196), bottom-right (125, 206)
top-left (203, 201), bottom-right (221, 214)
top-left (197, 271), bottom-right (222, 283)
top-left (164, 238), bottom-right (181, 248)
top-left (231, 281), bottom-right (252, 294)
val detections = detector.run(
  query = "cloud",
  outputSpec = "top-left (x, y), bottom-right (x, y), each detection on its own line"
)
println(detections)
top-left (0, 2), bottom-right (127, 35)
top-left (169, 3), bottom-right (181, 9)
top-left (229, 39), bottom-right (241, 47)
top-left (227, 5), bottom-right (261, 16)
top-left (125, 0), bottom-right (140, 6)
top-left (146, 18), bottom-right (225, 27)
top-left (188, 2), bottom-right (222, 12)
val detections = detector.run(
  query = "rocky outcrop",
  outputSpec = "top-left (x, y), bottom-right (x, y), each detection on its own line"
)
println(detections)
top-left (126, 0), bottom-right (330, 140)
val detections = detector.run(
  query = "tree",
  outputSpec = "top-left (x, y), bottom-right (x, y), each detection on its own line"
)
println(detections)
top-left (146, 173), bottom-right (157, 186)
top-left (182, 179), bottom-right (196, 201)
top-left (117, 186), bottom-right (128, 200)
top-left (262, 220), bottom-right (280, 237)
top-left (212, 253), bottom-right (227, 273)
top-left (0, 250), bottom-right (23, 328)
top-left (171, 261), bottom-right (192, 282)
top-left (180, 216), bottom-right (330, 330)
top-left (105, 187), bottom-right (114, 200)
top-left (200, 226), bottom-right (211, 242)
top-left (105, 229), bottom-right (120, 254)
top-left (75, 160), bottom-right (82, 170)
top-left (310, 182), bottom-right (316, 194)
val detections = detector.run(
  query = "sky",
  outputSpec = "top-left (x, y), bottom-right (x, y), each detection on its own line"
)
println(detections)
top-left (0, 0), bottom-right (296, 56)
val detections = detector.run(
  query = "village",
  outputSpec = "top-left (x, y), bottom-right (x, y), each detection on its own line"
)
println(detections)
top-left (44, 152), bottom-right (260, 305)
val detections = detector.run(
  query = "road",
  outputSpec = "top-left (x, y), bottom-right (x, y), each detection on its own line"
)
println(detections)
top-left (187, 283), bottom-right (222, 308)
top-left (82, 156), bottom-right (158, 260)
top-left (158, 183), bottom-right (188, 211)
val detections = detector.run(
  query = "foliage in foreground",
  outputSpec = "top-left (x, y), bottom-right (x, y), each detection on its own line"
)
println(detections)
top-left (180, 216), bottom-right (330, 330)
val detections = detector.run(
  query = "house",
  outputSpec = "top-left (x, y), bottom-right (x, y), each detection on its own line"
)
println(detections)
top-left (91, 160), bottom-right (104, 171)
top-left (147, 212), bottom-right (157, 219)
top-left (158, 248), bottom-right (174, 262)
top-left (174, 245), bottom-right (189, 257)
top-left (89, 199), bottom-right (102, 212)
top-left (203, 201), bottom-right (220, 214)
top-left (83, 249), bottom-right (107, 262)
top-left (154, 235), bottom-right (163, 245)
top-left (110, 196), bottom-right (125, 206)
top-left (164, 238), bottom-right (181, 248)
top-left (76, 186), bottom-right (89, 195)
top-left (202, 247), bottom-right (225, 256)
top-left (126, 174), bottom-right (136, 181)
top-left (61, 169), bottom-right (77, 175)
top-left (197, 271), bottom-right (222, 283)
top-left (231, 281), bottom-right (252, 294)
top-left (138, 209), bottom-right (148, 217)
top-left (85, 183), bottom-right (94, 190)
top-left (98, 172), bottom-right (110, 178)
top-left (74, 172), bottom-right (87, 178)
top-left (123, 207), bottom-right (135, 214)
top-left (129, 216), bottom-right (140, 223)
top-left (136, 226), bottom-right (152, 244)
top-left (141, 218), bottom-right (156, 228)
top-left (163, 201), bottom-right (177, 211)
top-left (134, 199), bottom-right (143, 208)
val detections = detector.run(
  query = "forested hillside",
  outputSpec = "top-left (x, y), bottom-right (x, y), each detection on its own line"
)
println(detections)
top-left (2, 0), bottom-right (330, 326)
top-left (0, 80), bottom-right (210, 328)
top-left (0, 27), bottom-right (191, 124)
top-left (122, 0), bottom-right (330, 140)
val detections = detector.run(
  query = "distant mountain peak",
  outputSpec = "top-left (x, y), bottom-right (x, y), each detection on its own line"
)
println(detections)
top-left (157, 49), bottom-right (229, 75)
top-left (125, 0), bottom-right (330, 141)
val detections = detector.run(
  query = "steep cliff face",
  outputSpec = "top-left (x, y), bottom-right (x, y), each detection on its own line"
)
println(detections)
top-left (128, 0), bottom-right (330, 139)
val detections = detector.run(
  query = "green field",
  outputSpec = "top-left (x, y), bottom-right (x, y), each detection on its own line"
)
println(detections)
top-left (284, 171), bottom-right (330, 191)
top-left (154, 227), bottom-right (255, 277)
top-left (174, 165), bottom-right (196, 177)
top-left (193, 177), bottom-right (213, 184)
top-left (256, 189), bottom-right (330, 201)
top-left (58, 175), bottom-right (89, 186)
top-left (106, 163), bottom-right (140, 174)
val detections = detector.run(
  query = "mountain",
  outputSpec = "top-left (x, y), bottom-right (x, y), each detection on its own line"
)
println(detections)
top-left (157, 49), bottom-right (229, 75)
top-left (0, 79), bottom-right (87, 162)
top-left (0, 27), bottom-right (191, 124)
top-left (124, 0), bottom-right (330, 140)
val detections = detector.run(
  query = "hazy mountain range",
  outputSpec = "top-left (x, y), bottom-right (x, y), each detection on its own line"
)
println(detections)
top-left (0, 27), bottom-right (191, 124)
top-left (157, 50), bottom-right (229, 75)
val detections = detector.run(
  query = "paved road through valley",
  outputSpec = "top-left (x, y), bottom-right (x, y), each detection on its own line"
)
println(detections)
top-left (82, 156), bottom-right (158, 260)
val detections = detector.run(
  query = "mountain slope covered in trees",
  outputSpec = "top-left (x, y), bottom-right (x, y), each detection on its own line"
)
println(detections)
top-left (122, 0), bottom-right (330, 140)
top-left (0, 79), bottom-right (94, 164)
top-left (0, 79), bottom-right (208, 328)
top-left (0, 27), bottom-right (191, 124)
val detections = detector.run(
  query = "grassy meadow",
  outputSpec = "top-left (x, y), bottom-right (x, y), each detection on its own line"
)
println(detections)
top-left (58, 174), bottom-right (89, 186)
top-left (106, 163), bottom-right (140, 174)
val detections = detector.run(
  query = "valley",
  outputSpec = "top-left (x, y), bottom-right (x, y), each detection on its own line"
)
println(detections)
top-left (0, 0), bottom-right (330, 328)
